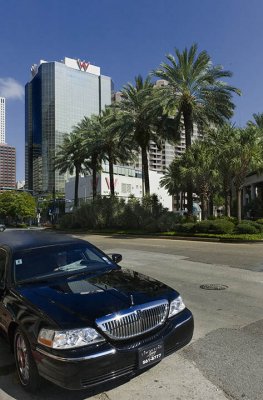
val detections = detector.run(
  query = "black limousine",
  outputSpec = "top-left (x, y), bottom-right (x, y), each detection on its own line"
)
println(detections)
top-left (0, 231), bottom-right (194, 392)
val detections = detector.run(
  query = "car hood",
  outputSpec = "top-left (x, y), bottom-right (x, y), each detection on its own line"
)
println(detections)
top-left (16, 268), bottom-right (178, 329)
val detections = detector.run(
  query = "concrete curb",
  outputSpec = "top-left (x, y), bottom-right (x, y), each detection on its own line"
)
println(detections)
top-left (57, 230), bottom-right (263, 244)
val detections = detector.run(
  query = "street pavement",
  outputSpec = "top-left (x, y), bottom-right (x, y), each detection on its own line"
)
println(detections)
top-left (0, 234), bottom-right (262, 400)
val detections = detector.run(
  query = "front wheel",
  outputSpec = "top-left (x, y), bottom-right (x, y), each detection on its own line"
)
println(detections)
top-left (14, 328), bottom-right (40, 392)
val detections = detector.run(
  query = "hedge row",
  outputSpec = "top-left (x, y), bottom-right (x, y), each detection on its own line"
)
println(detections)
top-left (175, 219), bottom-right (263, 235)
top-left (59, 196), bottom-right (185, 232)
top-left (59, 196), bottom-right (263, 235)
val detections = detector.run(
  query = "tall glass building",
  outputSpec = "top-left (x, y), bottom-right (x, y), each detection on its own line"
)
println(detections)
top-left (25, 57), bottom-right (113, 194)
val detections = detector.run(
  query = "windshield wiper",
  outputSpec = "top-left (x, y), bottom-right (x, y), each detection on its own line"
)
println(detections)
top-left (54, 265), bottom-right (87, 272)
top-left (66, 267), bottom-right (115, 281)
top-left (66, 269), bottom-right (100, 280)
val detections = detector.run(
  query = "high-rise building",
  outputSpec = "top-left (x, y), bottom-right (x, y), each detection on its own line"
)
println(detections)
top-left (25, 57), bottom-right (113, 194)
top-left (0, 98), bottom-right (16, 188)
top-left (0, 97), bottom-right (5, 144)
top-left (0, 144), bottom-right (16, 188)
top-left (147, 123), bottom-right (201, 173)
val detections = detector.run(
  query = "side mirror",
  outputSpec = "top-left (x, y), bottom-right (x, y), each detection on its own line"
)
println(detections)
top-left (111, 254), bottom-right (122, 264)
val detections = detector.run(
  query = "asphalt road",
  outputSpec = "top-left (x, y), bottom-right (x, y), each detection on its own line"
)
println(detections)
top-left (0, 234), bottom-right (262, 400)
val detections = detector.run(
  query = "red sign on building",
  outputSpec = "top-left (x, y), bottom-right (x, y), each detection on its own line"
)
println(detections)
top-left (77, 60), bottom-right (90, 71)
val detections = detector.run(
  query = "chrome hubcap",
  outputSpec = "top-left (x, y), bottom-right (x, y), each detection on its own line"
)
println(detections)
top-left (16, 335), bottom-right (29, 383)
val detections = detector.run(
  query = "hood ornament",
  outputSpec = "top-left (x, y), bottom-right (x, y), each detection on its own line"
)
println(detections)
top-left (130, 294), bottom-right (134, 306)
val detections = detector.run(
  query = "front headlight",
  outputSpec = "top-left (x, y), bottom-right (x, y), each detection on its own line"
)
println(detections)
top-left (38, 327), bottom-right (105, 349)
top-left (168, 296), bottom-right (186, 318)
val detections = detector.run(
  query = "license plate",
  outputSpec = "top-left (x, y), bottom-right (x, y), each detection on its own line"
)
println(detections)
top-left (138, 341), bottom-right (164, 369)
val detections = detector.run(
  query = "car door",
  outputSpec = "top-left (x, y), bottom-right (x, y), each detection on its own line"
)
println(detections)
top-left (0, 248), bottom-right (8, 333)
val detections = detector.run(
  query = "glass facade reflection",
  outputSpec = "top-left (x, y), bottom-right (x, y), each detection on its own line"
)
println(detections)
top-left (25, 58), bottom-right (113, 194)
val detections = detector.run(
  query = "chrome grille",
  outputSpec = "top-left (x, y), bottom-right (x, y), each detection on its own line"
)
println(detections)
top-left (96, 299), bottom-right (169, 340)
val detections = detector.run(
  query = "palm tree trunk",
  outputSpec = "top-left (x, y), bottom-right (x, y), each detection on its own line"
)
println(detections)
top-left (92, 155), bottom-right (97, 200)
top-left (183, 107), bottom-right (193, 214)
top-left (176, 191), bottom-right (180, 211)
top-left (224, 190), bottom-right (231, 217)
top-left (223, 178), bottom-right (231, 217)
top-left (237, 188), bottom-right (242, 222)
top-left (74, 166), bottom-right (80, 208)
top-left (141, 147), bottom-right (150, 195)
top-left (109, 153), bottom-right (115, 197)
top-left (200, 194), bottom-right (204, 220)
top-left (209, 194), bottom-right (214, 218)
top-left (201, 193), bottom-right (209, 220)
top-left (183, 108), bottom-right (193, 148)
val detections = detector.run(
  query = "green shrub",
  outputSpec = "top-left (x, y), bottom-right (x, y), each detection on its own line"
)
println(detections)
top-left (252, 222), bottom-right (263, 233)
top-left (174, 224), bottom-right (183, 233)
top-left (236, 223), bottom-right (259, 234)
top-left (219, 216), bottom-right (238, 225)
top-left (75, 203), bottom-right (96, 228)
top-left (59, 196), bottom-right (173, 232)
top-left (241, 220), bottom-right (263, 233)
top-left (16, 223), bottom-right (28, 228)
top-left (59, 213), bottom-right (79, 229)
top-left (144, 219), bottom-right (160, 233)
top-left (209, 219), bottom-right (235, 234)
top-left (195, 219), bottom-right (235, 234)
top-left (119, 202), bottom-right (146, 230)
top-left (157, 213), bottom-right (183, 232)
top-left (174, 223), bottom-right (196, 234)
top-left (182, 215), bottom-right (197, 223)
top-left (195, 220), bottom-right (212, 233)
top-left (256, 218), bottom-right (263, 225)
top-left (181, 223), bottom-right (196, 233)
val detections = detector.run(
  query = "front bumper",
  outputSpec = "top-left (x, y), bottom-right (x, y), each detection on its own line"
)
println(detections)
top-left (34, 308), bottom-right (193, 390)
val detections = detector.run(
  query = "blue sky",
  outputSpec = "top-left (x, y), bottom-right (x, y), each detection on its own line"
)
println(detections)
top-left (1, 0), bottom-right (263, 181)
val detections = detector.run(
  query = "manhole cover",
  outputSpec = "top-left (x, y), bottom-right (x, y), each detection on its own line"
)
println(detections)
top-left (200, 284), bottom-right (228, 290)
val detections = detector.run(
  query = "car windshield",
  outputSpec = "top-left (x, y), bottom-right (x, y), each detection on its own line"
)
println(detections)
top-left (13, 243), bottom-right (116, 283)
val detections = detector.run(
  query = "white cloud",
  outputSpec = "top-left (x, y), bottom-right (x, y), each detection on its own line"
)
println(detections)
top-left (0, 78), bottom-right (24, 101)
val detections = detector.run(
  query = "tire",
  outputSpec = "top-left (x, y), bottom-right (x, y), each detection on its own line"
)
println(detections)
top-left (14, 328), bottom-right (40, 392)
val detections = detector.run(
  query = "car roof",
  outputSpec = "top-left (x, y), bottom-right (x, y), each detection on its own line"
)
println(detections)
top-left (0, 230), bottom-right (88, 253)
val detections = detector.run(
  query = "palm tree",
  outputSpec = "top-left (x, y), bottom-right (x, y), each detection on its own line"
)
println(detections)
top-left (179, 141), bottom-right (219, 220)
top-left (101, 106), bottom-right (136, 196)
top-left (248, 112), bottom-right (263, 130)
top-left (54, 130), bottom-right (87, 208)
top-left (229, 126), bottom-right (263, 222)
top-left (76, 115), bottom-right (104, 200)
top-left (161, 141), bottom-right (218, 220)
top-left (160, 158), bottom-right (187, 210)
top-left (208, 124), bottom-right (236, 217)
top-left (153, 43), bottom-right (241, 213)
top-left (209, 124), bottom-right (263, 221)
top-left (116, 75), bottom-right (164, 195)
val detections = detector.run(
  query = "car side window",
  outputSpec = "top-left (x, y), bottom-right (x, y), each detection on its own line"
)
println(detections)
top-left (84, 247), bottom-right (110, 263)
top-left (0, 249), bottom-right (7, 285)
